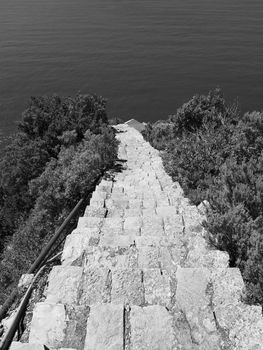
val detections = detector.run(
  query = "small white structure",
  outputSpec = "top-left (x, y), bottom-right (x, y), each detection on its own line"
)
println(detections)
top-left (124, 119), bottom-right (146, 132)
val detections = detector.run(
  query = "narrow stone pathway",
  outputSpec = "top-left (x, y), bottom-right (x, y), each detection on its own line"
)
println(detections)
top-left (11, 124), bottom-right (263, 349)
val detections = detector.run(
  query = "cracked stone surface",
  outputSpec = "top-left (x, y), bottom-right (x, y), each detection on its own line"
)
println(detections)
top-left (130, 305), bottom-right (175, 350)
top-left (29, 303), bottom-right (67, 347)
top-left (45, 266), bottom-right (83, 305)
top-left (18, 124), bottom-right (263, 350)
top-left (85, 304), bottom-right (123, 350)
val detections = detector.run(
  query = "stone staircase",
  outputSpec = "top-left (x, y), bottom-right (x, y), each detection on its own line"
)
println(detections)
top-left (11, 124), bottom-right (263, 349)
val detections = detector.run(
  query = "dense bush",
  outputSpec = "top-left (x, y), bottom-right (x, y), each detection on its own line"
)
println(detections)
top-left (144, 89), bottom-right (263, 304)
top-left (0, 94), bottom-right (118, 302)
top-left (142, 121), bottom-right (175, 150)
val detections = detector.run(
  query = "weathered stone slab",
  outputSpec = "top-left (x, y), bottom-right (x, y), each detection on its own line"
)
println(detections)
top-left (144, 269), bottom-right (171, 307)
top-left (84, 206), bottom-right (106, 218)
top-left (111, 269), bottom-right (144, 305)
top-left (89, 197), bottom-right (105, 208)
top-left (124, 208), bottom-right (142, 217)
top-left (99, 234), bottom-right (135, 248)
top-left (135, 235), bottom-right (160, 247)
top-left (128, 199), bottom-right (142, 209)
top-left (84, 246), bottom-right (138, 270)
top-left (111, 186), bottom-right (124, 194)
top-left (123, 217), bottom-right (142, 235)
top-left (105, 198), bottom-right (129, 210)
top-left (156, 206), bottom-right (178, 217)
top-left (79, 268), bottom-right (110, 305)
top-left (159, 246), bottom-right (182, 273)
top-left (101, 217), bottom-right (123, 235)
top-left (130, 305), bottom-right (175, 349)
top-left (211, 268), bottom-right (245, 308)
top-left (142, 198), bottom-right (156, 209)
top-left (71, 227), bottom-right (100, 236)
top-left (10, 343), bottom-right (44, 350)
top-left (84, 304), bottom-right (123, 350)
top-left (91, 190), bottom-right (107, 200)
top-left (29, 303), bottom-right (66, 347)
top-left (163, 216), bottom-right (184, 237)
top-left (62, 233), bottom-right (98, 266)
top-left (45, 266), bottom-right (83, 305)
top-left (77, 217), bottom-right (103, 229)
top-left (176, 267), bottom-right (210, 312)
top-left (185, 248), bottom-right (229, 269)
top-left (138, 246), bottom-right (159, 268)
top-left (156, 197), bottom-right (170, 207)
top-left (11, 344), bottom-right (76, 350)
top-left (176, 267), bottom-right (220, 348)
top-left (141, 215), bottom-right (164, 236)
top-left (106, 208), bottom-right (124, 218)
top-left (215, 303), bottom-right (263, 349)
top-left (62, 305), bottom-right (89, 350)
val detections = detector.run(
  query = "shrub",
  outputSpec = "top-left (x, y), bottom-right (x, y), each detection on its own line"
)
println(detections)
top-left (0, 94), bottom-right (118, 303)
top-left (144, 90), bottom-right (263, 304)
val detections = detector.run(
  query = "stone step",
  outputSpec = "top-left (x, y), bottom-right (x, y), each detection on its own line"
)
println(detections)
top-left (175, 267), bottom-right (263, 348)
top-left (83, 206), bottom-right (106, 218)
top-left (129, 305), bottom-right (176, 350)
top-left (83, 244), bottom-right (183, 271)
top-left (29, 303), bottom-right (88, 350)
top-left (84, 304), bottom-right (123, 350)
top-left (29, 303), bottom-right (67, 348)
top-left (78, 266), bottom-right (173, 307)
top-left (77, 217), bottom-right (104, 229)
top-left (62, 231), bottom-right (100, 266)
top-left (22, 125), bottom-right (263, 349)
top-left (11, 342), bottom-right (76, 350)
top-left (210, 268), bottom-right (263, 349)
top-left (45, 266), bottom-right (83, 305)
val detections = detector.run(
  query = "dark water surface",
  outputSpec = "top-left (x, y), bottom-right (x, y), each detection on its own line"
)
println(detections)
top-left (1, 0), bottom-right (263, 139)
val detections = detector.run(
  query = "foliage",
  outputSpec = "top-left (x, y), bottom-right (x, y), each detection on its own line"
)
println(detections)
top-left (144, 89), bottom-right (263, 304)
top-left (142, 121), bottom-right (175, 150)
top-left (0, 93), bottom-right (108, 244)
top-left (0, 94), bottom-right (118, 302)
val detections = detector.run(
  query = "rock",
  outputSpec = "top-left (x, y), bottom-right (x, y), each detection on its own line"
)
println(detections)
top-left (62, 233), bottom-right (98, 265)
top-left (45, 266), bottom-right (83, 305)
top-left (79, 267), bottom-right (110, 305)
top-left (18, 274), bottom-right (34, 288)
top-left (29, 303), bottom-right (67, 347)
top-left (84, 206), bottom-right (106, 218)
top-left (141, 215), bottom-right (164, 236)
top-left (130, 305), bottom-right (175, 349)
top-left (77, 217), bottom-right (104, 229)
top-left (137, 246), bottom-right (160, 268)
top-left (143, 268), bottom-right (171, 307)
top-left (111, 268), bottom-right (144, 305)
top-left (84, 304), bottom-right (123, 350)
top-left (10, 343), bottom-right (44, 350)
top-left (197, 200), bottom-right (210, 217)
top-left (176, 267), bottom-right (211, 312)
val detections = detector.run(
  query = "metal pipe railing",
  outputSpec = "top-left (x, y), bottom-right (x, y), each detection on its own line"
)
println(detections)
top-left (0, 198), bottom-right (84, 323)
top-left (0, 169), bottom-right (105, 349)
top-left (0, 252), bottom-right (62, 350)
top-left (28, 198), bottom-right (85, 274)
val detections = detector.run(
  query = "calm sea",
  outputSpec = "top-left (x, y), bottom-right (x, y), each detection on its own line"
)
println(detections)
top-left (0, 0), bottom-right (263, 142)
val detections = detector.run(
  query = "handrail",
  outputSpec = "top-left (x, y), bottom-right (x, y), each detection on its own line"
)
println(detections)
top-left (0, 252), bottom-right (62, 350)
top-left (0, 198), bottom-right (85, 323)
top-left (28, 198), bottom-right (85, 274)
top-left (0, 169), bottom-right (105, 349)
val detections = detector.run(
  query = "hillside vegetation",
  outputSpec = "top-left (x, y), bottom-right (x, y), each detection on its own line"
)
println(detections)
top-left (143, 89), bottom-right (263, 304)
top-left (0, 94), bottom-right (118, 303)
